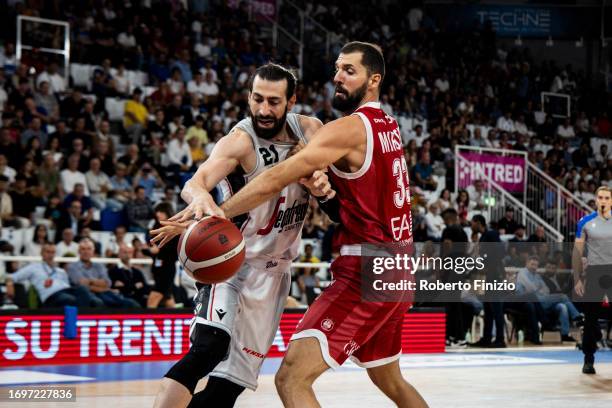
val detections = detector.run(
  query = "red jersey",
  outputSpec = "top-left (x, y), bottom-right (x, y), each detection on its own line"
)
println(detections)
top-left (329, 102), bottom-right (413, 253)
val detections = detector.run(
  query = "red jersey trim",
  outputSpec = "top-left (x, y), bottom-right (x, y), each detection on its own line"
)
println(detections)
top-left (329, 111), bottom-right (374, 180)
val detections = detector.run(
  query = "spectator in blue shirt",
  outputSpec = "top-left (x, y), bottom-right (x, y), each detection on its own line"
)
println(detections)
top-left (413, 151), bottom-right (437, 191)
top-left (5, 243), bottom-right (102, 307)
top-left (67, 238), bottom-right (140, 308)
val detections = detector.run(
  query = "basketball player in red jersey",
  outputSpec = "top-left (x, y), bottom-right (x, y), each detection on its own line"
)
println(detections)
top-left (199, 42), bottom-right (427, 407)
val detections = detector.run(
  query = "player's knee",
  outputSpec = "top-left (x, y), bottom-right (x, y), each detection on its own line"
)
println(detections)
top-left (165, 325), bottom-right (230, 394)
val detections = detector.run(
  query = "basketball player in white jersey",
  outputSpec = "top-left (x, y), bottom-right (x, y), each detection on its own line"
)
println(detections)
top-left (150, 64), bottom-right (335, 408)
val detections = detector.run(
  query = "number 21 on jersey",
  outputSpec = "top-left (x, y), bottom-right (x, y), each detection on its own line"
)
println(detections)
top-left (392, 156), bottom-right (411, 208)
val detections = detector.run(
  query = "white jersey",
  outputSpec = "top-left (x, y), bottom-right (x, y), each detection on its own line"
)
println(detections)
top-left (217, 113), bottom-right (309, 262)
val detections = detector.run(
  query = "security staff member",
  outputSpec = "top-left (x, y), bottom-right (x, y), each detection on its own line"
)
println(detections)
top-left (574, 186), bottom-right (612, 374)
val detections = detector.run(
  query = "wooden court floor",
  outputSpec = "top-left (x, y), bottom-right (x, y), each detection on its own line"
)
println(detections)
top-left (2, 351), bottom-right (612, 408)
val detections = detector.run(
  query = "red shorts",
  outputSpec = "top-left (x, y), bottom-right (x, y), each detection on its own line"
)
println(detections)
top-left (291, 256), bottom-right (412, 369)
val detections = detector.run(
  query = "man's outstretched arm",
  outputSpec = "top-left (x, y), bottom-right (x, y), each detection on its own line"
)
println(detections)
top-left (221, 115), bottom-right (365, 219)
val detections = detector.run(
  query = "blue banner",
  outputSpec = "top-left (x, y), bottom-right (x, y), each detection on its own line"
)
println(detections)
top-left (432, 5), bottom-right (598, 38)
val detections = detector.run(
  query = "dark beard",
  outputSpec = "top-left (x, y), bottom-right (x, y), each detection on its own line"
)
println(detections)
top-left (332, 82), bottom-right (368, 113)
top-left (249, 107), bottom-right (288, 139)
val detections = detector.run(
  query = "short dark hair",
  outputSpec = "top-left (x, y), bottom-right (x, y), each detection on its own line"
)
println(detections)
top-left (340, 41), bottom-right (385, 85)
top-left (248, 63), bottom-right (297, 99)
top-left (471, 214), bottom-right (486, 227)
top-left (154, 202), bottom-right (174, 218)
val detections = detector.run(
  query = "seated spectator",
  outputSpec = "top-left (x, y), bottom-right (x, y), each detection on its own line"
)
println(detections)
top-left (424, 202), bottom-right (445, 240)
top-left (67, 238), bottom-right (139, 308)
top-left (62, 183), bottom-right (94, 225)
top-left (298, 244), bottom-right (321, 305)
top-left (44, 194), bottom-right (63, 228)
top-left (541, 258), bottom-right (573, 297)
top-left (0, 175), bottom-right (15, 228)
top-left (85, 158), bottom-right (112, 209)
top-left (166, 127), bottom-right (193, 185)
top-left (466, 179), bottom-right (487, 211)
top-left (9, 174), bottom-right (35, 228)
top-left (435, 188), bottom-right (452, 211)
top-left (105, 225), bottom-right (128, 257)
top-left (22, 224), bottom-right (49, 257)
top-left (0, 153), bottom-right (16, 182)
top-left (78, 227), bottom-right (102, 256)
top-left (5, 243), bottom-right (102, 307)
top-left (496, 111), bottom-right (515, 133)
top-left (108, 163), bottom-right (132, 208)
top-left (60, 154), bottom-right (89, 196)
top-left (37, 153), bottom-right (61, 197)
top-left (56, 201), bottom-right (90, 242)
top-left (516, 256), bottom-right (581, 342)
top-left (123, 88), bottom-right (148, 144)
top-left (36, 62), bottom-right (66, 94)
top-left (200, 71), bottom-right (219, 104)
top-left (556, 118), bottom-right (575, 139)
top-left (528, 226), bottom-right (546, 243)
top-left (55, 228), bottom-right (79, 256)
top-left (509, 225), bottom-right (527, 243)
top-left (20, 117), bottom-right (47, 148)
top-left (188, 135), bottom-right (206, 166)
top-left (185, 115), bottom-right (208, 147)
top-left (497, 207), bottom-right (519, 234)
top-left (126, 186), bottom-right (154, 232)
top-left (132, 162), bottom-right (164, 198)
top-left (118, 143), bottom-right (142, 176)
top-left (108, 243), bottom-right (150, 307)
top-left (413, 151), bottom-right (437, 191)
top-left (454, 190), bottom-right (474, 225)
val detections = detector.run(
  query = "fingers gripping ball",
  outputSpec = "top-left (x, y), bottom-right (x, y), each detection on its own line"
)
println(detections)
top-left (177, 217), bottom-right (246, 284)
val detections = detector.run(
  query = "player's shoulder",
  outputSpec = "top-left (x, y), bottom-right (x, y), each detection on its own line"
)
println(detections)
top-left (577, 211), bottom-right (597, 227)
top-left (216, 127), bottom-right (255, 156)
top-left (296, 114), bottom-right (323, 135)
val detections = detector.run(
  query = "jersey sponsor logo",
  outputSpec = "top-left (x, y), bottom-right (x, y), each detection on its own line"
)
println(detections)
top-left (242, 346), bottom-right (265, 359)
top-left (257, 197), bottom-right (286, 235)
top-left (273, 199), bottom-right (309, 233)
top-left (373, 118), bottom-right (386, 124)
top-left (378, 128), bottom-right (402, 154)
top-left (215, 308), bottom-right (227, 321)
top-left (391, 213), bottom-right (412, 241)
top-left (344, 340), bottom-right (360, 357)
top-left (266, 261), bottom-right (278, 269)
top-left (321, 318), bottom-right (334, 332)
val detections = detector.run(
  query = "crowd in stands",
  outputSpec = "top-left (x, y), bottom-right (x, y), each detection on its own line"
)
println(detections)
top-left (0, 1), bottom-right (609, 345)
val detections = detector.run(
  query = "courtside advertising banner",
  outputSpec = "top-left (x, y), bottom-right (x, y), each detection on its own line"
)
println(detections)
top-left (457, 152), bottom-right (525, 193)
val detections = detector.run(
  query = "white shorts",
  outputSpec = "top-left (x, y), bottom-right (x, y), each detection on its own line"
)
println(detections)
top-left (192, 257), bottom-right (291, 390)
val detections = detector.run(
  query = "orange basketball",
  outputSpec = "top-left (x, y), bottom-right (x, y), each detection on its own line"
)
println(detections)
top-left (177, 216), bottom-right (246, 284)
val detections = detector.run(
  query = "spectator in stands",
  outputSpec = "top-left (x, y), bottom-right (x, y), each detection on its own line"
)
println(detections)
top-left (424, 202), bottom-right (445, 241)
top-left (166, 126), bottom-right (193, 184)
top-left (67, 238), bottom-right (139, 308)
top-left (108, 243), bottom-right (149, 307)
top-left (108, 163), bottom-right (131, 208)
top-left (105, 225), bottom-right (128, 258)
top-left (78, 227), bottom-right (102, 255)
top-left (22, 224), bottom-right (50, 257)
top-left (55, 228), bottom-right (79, 256)
top-left (297, 244), bottom-right (321, 304)
top-left (34, 81), bottom-right (59, 122)
top-left (0, 153), bottom-right (16, 182)
top-left (20, 117), bottom-right (46, 148)
top-left (509, 225), bottom-right (527, 243)
top-left (60, 89), bottom-right (85, 121)
top-left (56, 199), bottom-right (90, 241)
top-left (186, 114), bottom-right (208, 146)
top-left (528, 225), bottom-right (546, 243)
top-left (542, 258), bottom-right (572, 297)
top-left (0, 175), bottom-right (15, 228)
top-left (200, 71), bottom-right (219, 104)
top-left (60, 154), bottom-right (89, 196)
top-left (63, 184), bottom-right (94, 225)
top-left (132, 162), bottom-right (165, 197)
top-left (497, 207), bottom-right (519, 234)
top-left (496, 111), bottom-right (515, 133)
top-left (166, 67), bottom-right (186, 96)
top-left (85, 157), bottom-right (112, 209)
top-left (595, 144), bottom-right (610, 166)
top-left (9, 174), bottom-right (34, 228)
top-left (37, 153), bottom-right (60, 197)
top-left (5, 243), bottom-right (102, 308)
top-left (435, 188), bottom-right (452, 211)
top-left (413, 151), bottom-right (437, 191)
top-left (556, 118), bottom-right (575, 140)
top-left (36, 62), bottom-right (66, 94)
top-left (126, 186), bottom-right (154, 233)
top-left (147, 202), bottom-right (178, 308)
top-left (118, 143), bottom-right (141, 176)
top-left (466, 179), bottom-right (486, 211)
top-left (123, 88), bottom-right (148, 144)
top-left (454, 190), bottom-right (474, 226)
top-left (515, 256), bottom-right (581, 342)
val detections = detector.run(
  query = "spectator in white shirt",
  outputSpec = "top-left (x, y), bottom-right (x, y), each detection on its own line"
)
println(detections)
top-left (167, 67), bottom-right (185, 95)
top-left (595, 144), bottom-right (611, 166)
top-left (434, 72), bottom-right (450, 93)
top-left (201, 71), bottom-right (219, 103)
top-left (0, 154), bottom-right (16, 183)
top-left (60, 154), bottom-right (89, 196)
top-left (166, 127), bottom-right (193, 181)
top-left (111, 63), bottom-right (130, 96)
top-left (556, 118), bottom-right (575, 139)
top-left (85, 157), bottom-right (112, 209)
top-left (36, 62), bottom-right (66, 94)
top-left (117, 25), bottom-right (137, 49)
top-left (187, 71), bottom-right (208, 99)
top-left (56, 228), bottom-right (79, 256)
top-left (496, 111), bottom-right (515, 132)
top-left (514, 114), bottom-right (529, 135)
top-left (424, 203), bottom-right (445, 240)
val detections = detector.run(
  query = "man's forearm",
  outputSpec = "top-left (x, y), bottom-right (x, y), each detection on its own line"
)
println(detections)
top-left (221, 170), bottom-right (283, 219)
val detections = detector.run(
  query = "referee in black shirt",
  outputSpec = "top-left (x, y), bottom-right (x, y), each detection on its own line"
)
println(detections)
top-left (573, 186), bottom-right (612, 374)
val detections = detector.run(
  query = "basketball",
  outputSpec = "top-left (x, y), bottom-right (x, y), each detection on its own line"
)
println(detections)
top-left (177, 216), bottom-right (246, 284)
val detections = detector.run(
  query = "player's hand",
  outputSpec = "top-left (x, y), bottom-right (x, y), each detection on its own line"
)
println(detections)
top-left (574, 278), bottom-right (585, 297)
top-left (149, 220), bottom-right (193, 248)
top-left (300, 170), bottom-right (336, 200)
top-left (169, 193), bottom-right (225, 222)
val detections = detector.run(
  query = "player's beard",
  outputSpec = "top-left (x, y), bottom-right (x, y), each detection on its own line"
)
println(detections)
top-left (249, 106), bottom-right (288, 140)
top-left (332, 81), bottom-right (368, 113)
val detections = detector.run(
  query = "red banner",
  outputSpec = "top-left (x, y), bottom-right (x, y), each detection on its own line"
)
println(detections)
top-left (0, 310), bottom-right (445, 367)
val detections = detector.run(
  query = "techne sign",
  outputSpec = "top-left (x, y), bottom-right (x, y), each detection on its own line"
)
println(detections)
top-left (475, 7), bottom-right (551, 35)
